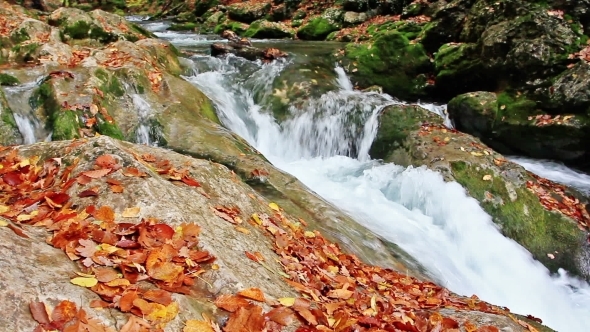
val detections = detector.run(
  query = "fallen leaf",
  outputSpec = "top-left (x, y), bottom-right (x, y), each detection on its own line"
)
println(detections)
top-left (122, 207), bottom-right (141, 218)
top-left (29, 301), bottom-right (50, 325)
top-left (122, 167), bottom-right (147, 177)
top-left (224, 306), bottom-right (265, 332)
top-left (238, 288), bottom-right (265, 302)
top-left (82, 168), bottom-right (111, 179)
top-left (278, 298), bottom-right (296, 307)
top-left (269, 202), bottom-right (280, 211)
top-left (184, 320), bottom-right (214, 332)
top-left (482, 175), bottom-right (492, 181)
top-left (214, 294), bottom-right (251, 313)
top-left (70, 276), bottom-right (99, 287)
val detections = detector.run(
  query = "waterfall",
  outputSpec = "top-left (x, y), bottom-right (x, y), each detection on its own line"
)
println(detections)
top-left (132, 94), bottom-right (161, 146)
top-left (184, 54), bottom-right (590, 332)
top-left (2, 79), bottom-right (51, 144)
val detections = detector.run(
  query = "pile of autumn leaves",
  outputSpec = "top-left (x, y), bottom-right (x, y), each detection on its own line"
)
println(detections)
top-left (0, 142), bottom-right (538, 332)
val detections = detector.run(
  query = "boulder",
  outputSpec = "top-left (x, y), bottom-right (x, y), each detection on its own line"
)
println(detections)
top-left (343, 11), bottom-right (368, 27)
top-left (211, 42), bottom-right (287, 62)
top-left (433, 42), bottom-right (490, 97)
top-left (227, 1), bottom-right (271, 23)
top-left (0, 135), bottom-right (548, 332)
top-left (340, 30), bottom-right (433, 100)
top-left (0, 88), bottom-right (23, 145)
top-left (448, 91), bottom-right (590, 172)
top-left (243, 20), bottom-right (295, 39)
top-left (371, 104), bottom-right (590, 280)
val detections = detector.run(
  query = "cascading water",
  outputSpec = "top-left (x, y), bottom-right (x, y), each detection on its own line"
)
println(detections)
top-left (182, 52), bottom-right (590, 332)
top-left (509, 156), bottom-right (590, 196)
top-left (2, 79), bottom-right (51, 144)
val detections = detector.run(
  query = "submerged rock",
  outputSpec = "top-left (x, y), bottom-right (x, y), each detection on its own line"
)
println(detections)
top-left (371, 104), bottom-right (590, 281)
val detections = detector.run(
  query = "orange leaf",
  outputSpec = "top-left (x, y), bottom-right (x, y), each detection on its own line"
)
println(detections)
top-left (181, 176), bottom-right (200, 187)
top-left (110, 184), bottom-right (124, 193)
top-left (265, 307), bottom-right (294, 326)
top-left (477, 326), bottom-right (500, 332)
top-left (82, 168), bottom-right (111, 179)
top-left (327, 289), bottom-right (353, 300)
top-left (120, 316), bottom-right (152, 332)
top-left (214, 294), bottom-right (251, 313)
top-left (238, 287), bottom-right (266, 302)
top-left (29, 301), bottom-right (50, 325)
top-left (94, 206), bottom-right (115, 223)
top-left (184, 320), bottom-right (214, 332)
top-left (224, 306), bottom-right (264, 332)
top-left (122, 167), bottom-right (147, 177)
top-left (143, 289), bottom-right (173, 306)
top-left (51, 300), bottom-right (78, 328)
top-left (96, 155), bottom-right (118, 169)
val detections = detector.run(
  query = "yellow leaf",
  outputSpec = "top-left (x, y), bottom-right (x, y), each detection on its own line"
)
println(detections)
top-left (70, 277), bottom-right (98, 287)
top-left (252, 213), bottom-right (262, 225)
top-left (269, 202), bottom-right (280, 212)
top-left (0, 205), bottom-right (8, 213)
top-left (122, 207), bottom-right (140, 218)
top-left (19, 159), bottom-right (30, 167)
top-left (235, 227), bottom-right (250, 234)
top-left (482, 175), bottom-right (492, 181)
top-left (184, 320), bottom-right (214, 332)
top-left (99, 243), bottom-right (119, 254)
top-left (211, 264), bottom-right (219, 270)
top-left (304, 231), bottom-right (316, 238)
top-left (106, 278), bottom-right (131, 287)
top-left (0, 219), bottom-right (8, 227)
top-left (278, 298), bottom-right (296, 307)
top-left (17, 214), bottom-right (34, 221)
top-left (470, 152), bottom-right (484, 156)
top-left (147, 302), bottom-right (179, 327)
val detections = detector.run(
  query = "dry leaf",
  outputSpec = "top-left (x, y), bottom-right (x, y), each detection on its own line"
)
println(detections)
top-left (238, 288), bottom-right (265, 302)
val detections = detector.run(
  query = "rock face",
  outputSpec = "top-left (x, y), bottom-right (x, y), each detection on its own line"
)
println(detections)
top-left (371, 104), bottom-right (590, 281)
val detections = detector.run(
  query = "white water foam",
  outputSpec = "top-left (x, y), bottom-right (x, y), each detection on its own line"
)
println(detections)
top-left (184, 53), bottom-right (590, 332)
top-left (2, 80), bottom-right (51, 144)
top-left (132, 94), bottom-right (156, 146)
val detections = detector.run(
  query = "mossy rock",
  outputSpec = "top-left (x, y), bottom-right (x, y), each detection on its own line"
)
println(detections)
top-left (243, 20), bottom-right (295, 39)
top-left (62, 20), bottom-right (118, 43)
top-left (370, 104), bottom-right (443, 160)
top-left (0, 88), bottom-right (22, 145)
top-left (194, 0), bottom-right (220, 16)
top-left (0, 73), bottom-right (20, 86)
top-left (169, 22), bottom-right (198, 31)
top-left (450, 160), bottom-right (587, 278)
top-left (343, 31), bottom-right (433, 100)
top-left (51, 109), bottom-right (81, 141)
top-left (214, 19), bottom-right (250, 35)
top-left (434, 43), bottom-right (492, 97)
top-left (297, 17), bottom-right (340, 40)
top-left (449, 91), bottom-right (590, 171)
top-left (227, 2), bottom-right (271, 23)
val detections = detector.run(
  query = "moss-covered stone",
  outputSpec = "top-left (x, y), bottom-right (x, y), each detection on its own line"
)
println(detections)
top-left (10, 28), bottom-right (30, 44)
top-left (62, 20), bottom-right (118, 43)
top-left (434, 43), bottom-right (491, 97)
top-left (169, 22), bottom-right (198, 31)
top-left (214, 20), bottom-right (250, 35)
top-left (370, 104), bottom-right (443, 160)
top-left (95, 69), bottom-right (125, 98)
top-left (0, 89), bottom-right (22, 145)
top-left (96, 115), bottom-right (124, 140)
top-left (51, 109), bottom-right (81, 141)
top-left (0, 73), bottom-right (20, 86)
top-left (297, 17), bottom-right (340, 40)
top-left (450, 160), bottom-right (585, 276)
top-left (243, 20), bottom-right (295, 39)
top-left (343, 31), bottom-right (433, 100)
top-left (227, 2), bottom-right (271, 24)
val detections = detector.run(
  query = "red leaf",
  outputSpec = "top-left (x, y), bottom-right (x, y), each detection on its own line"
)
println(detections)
top-left (78, 190), bottom-right (99, 198)
top-left (181, 176), bottom-right (201, 187)
top-left (3, 171), bottom-right (23, 186)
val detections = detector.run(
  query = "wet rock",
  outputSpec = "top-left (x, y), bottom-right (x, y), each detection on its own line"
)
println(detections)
top-left (243, 20), bottom-right (295, 39)
top-left (343, 11), bottom-right (368, 27)
top-left (340, 30), bottom-right (433, 100)
top-left (448, 90), bottom-right (590, 176)
top-left (0, 88), bottom-right (23, 145)
top-left (211, 42), bottom-right (287, 62)
top-left (227, 1), bottom-right (271, 23)
top-left (297, 8), bottom-right (344, 40)
top-left (434, 42), bottom-right (490, 97)
top-left (371, 104), bottom-right (590, 281)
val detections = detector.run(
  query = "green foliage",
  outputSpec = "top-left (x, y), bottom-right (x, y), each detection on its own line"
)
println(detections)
top-left (10, 28), bottom-right (30, 44)
top-left (97, 116), bottom-right (124, 140)
top-left (51, 110), bottom-right (81, 140)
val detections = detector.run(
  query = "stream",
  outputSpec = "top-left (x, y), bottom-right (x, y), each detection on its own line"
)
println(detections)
top-left (5, 19), bottom-right (590, 331)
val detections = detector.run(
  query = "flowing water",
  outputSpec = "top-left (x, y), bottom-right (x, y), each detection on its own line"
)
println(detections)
top-left (2, 79), bottom-right (51, 144)
top-left (164, 32), bottom-right (590, 330)
top-left (510, 156), bottom-right (590, 196)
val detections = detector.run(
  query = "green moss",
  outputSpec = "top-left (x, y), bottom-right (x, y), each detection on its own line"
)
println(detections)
top-left (97, 116), bottom-right (124, 140)
top-left (243, 20), bottom-right (293, 39)
top-left (345, 31), bottom-right (432, 100)
top-left (496, 92), bottom-right (538, 123)
top-left (51, 110), bottom-right (81, 140)
top-left (0, 73), bottom-right (20, 86)
top-left (10, 28), bottom-right (30, 44)
top-left (130, 23), bottom-right (155, 38)
top-left (297, 17), bottom-right (339, 40)
top-left (169, 22), bottom-right (198, 31)
top-left (11, 42), bottom-right (40, 62)
top-left (200, 99), bottom-right (220, 124)
top-left (63, 21), bottom-right (117, 43)
top-left (450, 161), bottom-right (584, 276)
top-left (213, 20), bottom-right (249, 35)
top-left (95, 69), bottom-right (125, 98)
